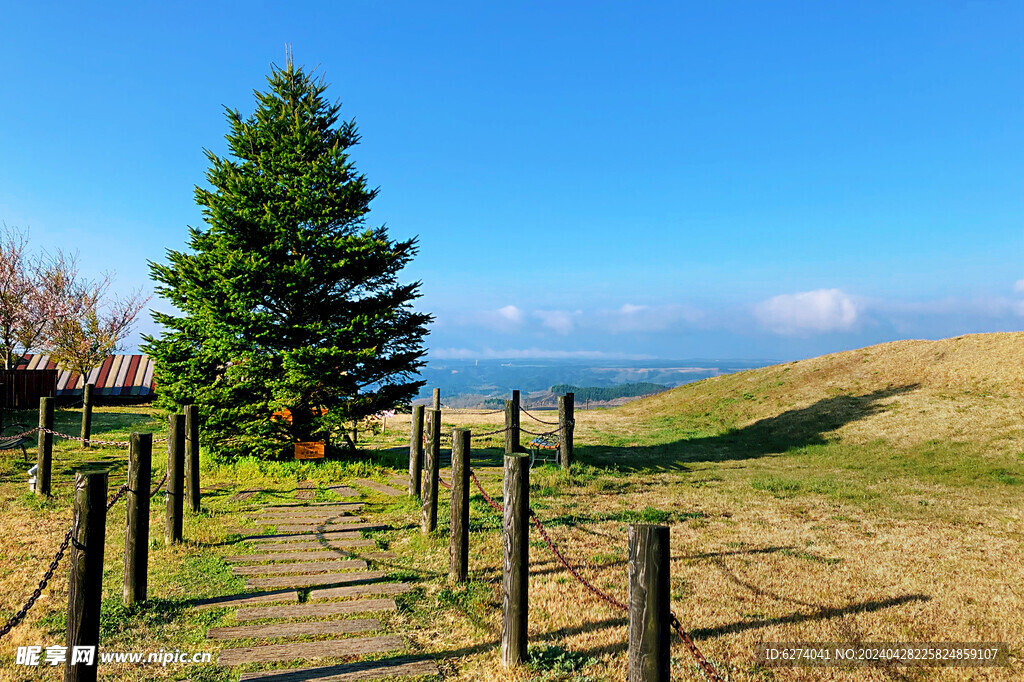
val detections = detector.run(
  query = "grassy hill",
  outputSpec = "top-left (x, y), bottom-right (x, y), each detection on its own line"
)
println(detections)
top-left (577, 333), bottom-right (1024, 496)
top-left (624, 331), bottom-right (1024, 449)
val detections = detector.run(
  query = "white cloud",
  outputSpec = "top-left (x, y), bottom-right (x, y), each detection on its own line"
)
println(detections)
top-left (1015, 279), bottom-right (1024, 294)
top-left (472, 305), bottom-right (526, 331)
top-left (497, 305), bottom-right (524, 324)
top-left (534, 309), bottom-right (577, 335)
top-left (755, 289), bottom-right (859, 335)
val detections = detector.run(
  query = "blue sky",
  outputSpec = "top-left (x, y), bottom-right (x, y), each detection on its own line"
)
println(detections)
top-left (1, 1), bottom-right (1021, 362)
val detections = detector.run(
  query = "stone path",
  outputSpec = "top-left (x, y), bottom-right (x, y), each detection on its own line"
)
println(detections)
top-left (351, 478), bottom-right (406, 497)
top-left (208, 480), bottom-right (437, 681)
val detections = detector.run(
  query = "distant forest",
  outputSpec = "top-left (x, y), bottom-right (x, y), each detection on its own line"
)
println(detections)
top-left (549, 382), bottom-right (668, 402)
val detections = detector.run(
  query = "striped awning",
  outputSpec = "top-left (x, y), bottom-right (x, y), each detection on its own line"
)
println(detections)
top-left (17, 354), bottom-right (155, 397)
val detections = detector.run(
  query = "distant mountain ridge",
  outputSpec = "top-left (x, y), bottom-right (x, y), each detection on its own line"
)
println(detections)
top-left (414, 358), bottom-right (772, 407)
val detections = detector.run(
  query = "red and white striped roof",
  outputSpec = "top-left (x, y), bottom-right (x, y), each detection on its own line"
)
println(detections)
top-left (17, 354), bottom-right (155, 397)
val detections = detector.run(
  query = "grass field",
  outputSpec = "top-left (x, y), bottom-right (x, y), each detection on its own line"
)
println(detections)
top-left (2, 332), bottom-right (1023, 680)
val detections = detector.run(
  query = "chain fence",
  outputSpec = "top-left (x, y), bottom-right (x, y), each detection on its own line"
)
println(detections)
top-left (0, 465), bottom-right (165, 642)
top-left (0, 529), bottom-right (72, 640)
top-left (463, 465), bottom-right (725, 681)
top-left (518, 405), bottom-right (558, 426)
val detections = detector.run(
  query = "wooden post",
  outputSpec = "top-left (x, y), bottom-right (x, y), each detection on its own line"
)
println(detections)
top-left (165, 414), bottom-right (185, 544)
top-left (124, 433), bottom-right (152, 606)
top-left (80, 383), bottom-right (94, 449)
top-left (421, 409), bottom-right (440, 534)
top-left (65, 470), bottom-right (107, 682)
top-left (511, 390), bottom-right (520, 452)
top-left (501, 452), bottom-right (529, 666)
top-left (432, 388), bottom-right (441, 410)
top-left (184, 405), bottom-right (200, 513)
top-left (504, 399), bottom-right (518, 455)
top-left (408, 405), bottom-right (424, 497)
top-left (627, 524), bottom-right (671, 681)
top-left (36, 396), bottom-right (53, 496)
top-left (449, 429), bottom-right (470, 582)
top-left (559, 392), bottom-right (574, 470)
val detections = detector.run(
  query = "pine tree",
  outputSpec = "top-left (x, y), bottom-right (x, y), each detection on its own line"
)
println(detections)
top-left (143, 60), bottom-right (431, 459)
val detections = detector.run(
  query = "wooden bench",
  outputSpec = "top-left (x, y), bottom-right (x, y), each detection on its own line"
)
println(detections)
top-left (0, 423), bottom-right (32, 462)
top-left (528, 435), bottom-right (559, 469)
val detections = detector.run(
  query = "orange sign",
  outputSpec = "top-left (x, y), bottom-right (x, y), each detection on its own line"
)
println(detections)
top-left (273, 407), bottom-right (327, 424)
top-left (294, 441), bottom-right (325, 459)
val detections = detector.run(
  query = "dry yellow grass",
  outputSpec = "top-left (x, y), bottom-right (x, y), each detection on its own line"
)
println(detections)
top-left (370, 334), bottom-right (1024, 680)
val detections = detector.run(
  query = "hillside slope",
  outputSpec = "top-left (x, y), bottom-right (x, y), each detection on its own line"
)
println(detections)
top-left (615, 332), bottom-right (1024, 453)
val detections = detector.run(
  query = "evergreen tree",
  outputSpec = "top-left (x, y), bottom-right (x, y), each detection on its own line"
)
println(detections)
top-left (143, 60), bottom-right (431, 459)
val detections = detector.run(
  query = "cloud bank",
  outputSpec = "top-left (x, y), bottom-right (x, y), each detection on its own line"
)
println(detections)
top-left (754, 289), bottom-right (859, 335)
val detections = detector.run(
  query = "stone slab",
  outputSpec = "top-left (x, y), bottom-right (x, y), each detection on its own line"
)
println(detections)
top-left (226, 551), bottom-right (360, 563)
top-left (232, 489), bottom-right (262, 501)
top-left (190, 590), bottom-right (299, 610)
top-left (238, 657), bottom-right (439, 681)
top-left (217, 635), bottom-right (404, 666)
top-left (256, 519), bottom-right (363, 529)
top-left (309, 583), bottom-right (413, 600)
top-left (232, 559), bottom-right (367, 576)
top-left (236, 598), bottom-right (397, 621)
top-left (245, 570), bottom-right (385, 590)
top-left (323, 485), bottom-right (360, 498)
top-left (270, 522), bottom-right (376, 533)
top-left (239, 524), bottom-right (387, 540)
top-left (351, 479), bottom-right (405, 497)
top-left (246, 539), bottom-right (375, 552)
top-left (265, 502), bottom-right (361, 508)
top-left (249, 510), bottom-right (362, 520)
top-left (207, 618), bottom-right (379, 641)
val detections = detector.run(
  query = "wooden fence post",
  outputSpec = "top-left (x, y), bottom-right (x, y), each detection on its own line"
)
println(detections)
top-left (124, 433), bottom-right (152, 606)
top-left (184, 405), bottom-right (200, 513)
top-left (36, 396), bottom-right (53, 496)
top-left (559, 392), bottom-right (574, 470)
top-left (627, 524), bottom-right (670, 681)
top-left (449, 429), bottom-right (470, 582)
top-left (504, 399), bottom-right (521, 455)
top-left (432, 388), bottom-right (441, 410)
top-left (80, 383), bottom-right (94, 449)
top-left (512, 390), bottom-right (520, 452)
top-left (421, 409), bottom-right (440, 534)
top-left (408, 405), bottom-right (424, 497)
top-left (165, 414), bottom-right (185, 544)
top-left (502, 452), bottom-right (529, 666)
top-left (65, 469), bottom-right (107, 682)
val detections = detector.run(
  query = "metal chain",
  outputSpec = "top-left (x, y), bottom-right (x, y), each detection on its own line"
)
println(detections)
top-left (519, 406), bottom-right (558, 426)
top-left (39, 427), bottom-right (131, 448)
top-left (528, 508), bottom-right (628, 611)
top-left (4, 426), bottom-right (40, 440)
top-left (467, 465), bottom-right (724, 682)
top-left (106, 482), bottom-right (130, 511)
top-left (0, 528), bottom-right (73, 640)
top-left (470, 426), bottom-right (511, 439)
top-left (150, 471), bottom-right (168, 497)
top-left (469, 469), bottom-right (504, 512)
top-left (0, 469), bottom-right (164, 642)
top-left (670, 614), bottom-right (726, 682)
top-left (519, 424), bottom-right (563, 437)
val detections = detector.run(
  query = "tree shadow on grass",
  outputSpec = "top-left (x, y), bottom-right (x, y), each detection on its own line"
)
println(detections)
top-left (583, 384), bottom-right (920, 472)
